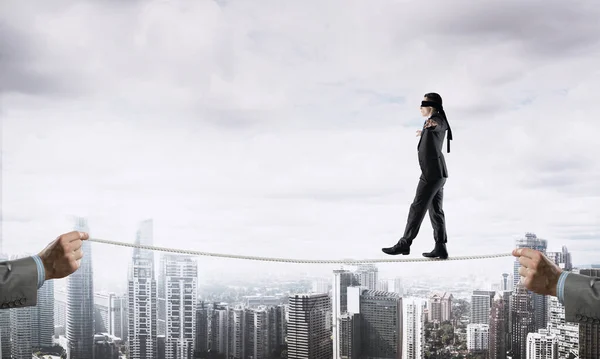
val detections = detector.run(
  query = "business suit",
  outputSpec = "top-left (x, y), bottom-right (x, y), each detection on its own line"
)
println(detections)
top-left (0, 256), bottom-right (41, 309)
top-left (402, 113), bottom-right (449, 245)
top-left (562, 272), bottom-right (600, 323)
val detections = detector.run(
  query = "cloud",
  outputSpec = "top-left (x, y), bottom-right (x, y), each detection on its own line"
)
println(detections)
top-left (1, 0), bottom-right (599, 284)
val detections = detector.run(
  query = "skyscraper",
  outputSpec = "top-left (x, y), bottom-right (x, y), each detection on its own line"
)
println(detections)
top-left (332, 269), bottom-right (359, 359)
top-left (32, 280), bottom-right (54, 348)
top-left (359, 290), bottom-right (403, 358)
top-left (547, 295), bottom-right (578, 358)
top-left (514, 233), bottom-right (548, 330)
top-left (510, 284), bottom-right (535, 359)
top-left (10, 305), bottom-right (34, 358)
top-left (471, 290), bottom-right (495, 325)
top-left (427, 292), bottom-right (452, 322)
top-left (403, 297), bottom-right (426, 359)
top-left (526, 329), bottom-right (558, 359)
top-left (488, 292), bottom-right (509, 359)
top-left (159, 254), bottom-right (197, 359)
top-left (194, 301), bottom-right (209, 355)
top-left (467, 324), bottom-right (489, 352)
top-left (128, 219), bottom-right (158, 359)
top-left (355, 264), bottom-right (378, 291)
top-left (287, 293), bottom-right (331, 359)
top-left (67, 217), bottom-right (95, 359)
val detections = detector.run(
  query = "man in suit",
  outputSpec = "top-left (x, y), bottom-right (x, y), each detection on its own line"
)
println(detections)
top-left (382, 92), bottom-right (453, 259)
top-left (0, 230), bottom-right (88, 309)
top-left (514, 247), bottom-right (600, 323)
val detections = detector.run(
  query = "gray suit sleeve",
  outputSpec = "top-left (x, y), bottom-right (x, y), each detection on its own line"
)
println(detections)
top-left (564, 272), bottom-right (600, 323)
top-left (0, 257), bottom-right (39, 309)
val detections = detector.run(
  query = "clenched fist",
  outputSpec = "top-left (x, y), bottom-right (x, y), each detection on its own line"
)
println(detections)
top-left (38, 231), bottom-right (89, 280)
top-left (512, 247), bottom-right (562, 297)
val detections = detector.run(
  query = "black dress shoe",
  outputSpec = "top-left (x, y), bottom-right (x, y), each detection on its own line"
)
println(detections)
top-left (422, 242), bottom-right (448, 259)
top-left (382, 239), bottom-right (411, 255)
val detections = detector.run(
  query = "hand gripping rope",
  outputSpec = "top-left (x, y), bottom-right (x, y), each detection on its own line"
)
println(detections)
top-left (89, 238), bottom-right (512, 265)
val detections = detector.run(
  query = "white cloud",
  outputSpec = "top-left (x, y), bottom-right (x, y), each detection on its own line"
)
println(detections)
top-left (1, 0), bottom-right (599, 288)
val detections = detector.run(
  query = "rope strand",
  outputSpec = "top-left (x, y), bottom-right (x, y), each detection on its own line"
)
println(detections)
top-left (89, 238), bottom-right (512, 264)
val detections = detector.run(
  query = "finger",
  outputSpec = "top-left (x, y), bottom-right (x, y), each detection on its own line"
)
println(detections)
top-left (61, 231), bottom-right (83, 243)
top-left (518, 265), bottom-right (530, 278)
top-left (518, 255), bottom-right (535, 269)
top-left (73, 248), bottom-right (84, 261)
top-left (515, 247), bottom-right (537, 259)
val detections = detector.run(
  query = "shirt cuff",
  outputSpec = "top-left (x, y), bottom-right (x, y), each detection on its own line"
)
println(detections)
top-left (557, 271), bottom-right (569, 304)
top-left (31, 255), bottom-right (46, 289)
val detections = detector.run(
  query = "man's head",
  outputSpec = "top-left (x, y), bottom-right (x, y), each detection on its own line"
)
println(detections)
top-left (420, 92), bottom-right (443, 117)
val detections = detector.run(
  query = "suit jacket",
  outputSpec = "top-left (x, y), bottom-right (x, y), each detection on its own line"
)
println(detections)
top-left (417, 113), bottom-right (449, 179)
top-left (564, 272), bottom-right (600, 323)
top-left (0, 257), bottom-right (38, 309)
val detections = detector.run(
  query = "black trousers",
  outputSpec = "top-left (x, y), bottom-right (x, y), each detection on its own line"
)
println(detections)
top-left (402, 174), bottom-right (447, 244)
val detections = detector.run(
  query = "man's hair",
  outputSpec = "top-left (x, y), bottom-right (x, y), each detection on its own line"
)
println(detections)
top-left (424, 92), bottom-right (443, 105)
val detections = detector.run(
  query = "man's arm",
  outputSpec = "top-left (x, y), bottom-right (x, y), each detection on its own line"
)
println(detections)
top-left (424, 116), bottom-right (448, 132)
top-left (0, 256), bottom-right (44, 309)
top-left (562, 272), bottom-right (600, 323)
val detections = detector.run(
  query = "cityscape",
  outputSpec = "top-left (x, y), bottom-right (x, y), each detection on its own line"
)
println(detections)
top-left (0, 217), bottom-right (598, 359)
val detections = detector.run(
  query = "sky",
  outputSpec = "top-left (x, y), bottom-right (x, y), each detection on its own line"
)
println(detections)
top-left (1, 0), bottom-right (599, 292)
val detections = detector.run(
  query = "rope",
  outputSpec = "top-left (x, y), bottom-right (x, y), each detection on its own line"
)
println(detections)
top-left (89, 238), bottom-right (512, 264)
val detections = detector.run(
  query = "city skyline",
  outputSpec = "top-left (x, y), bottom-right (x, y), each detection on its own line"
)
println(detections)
top-left (2, 0), bottom-right (600, 287)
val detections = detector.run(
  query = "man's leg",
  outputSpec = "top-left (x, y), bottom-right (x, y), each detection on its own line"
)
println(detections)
top-left (428, 181), bottom-right (447, 243)
top-left (422, 179), bottom-right (448, 258)
top-left (402, 175), bottom-right (445, 245)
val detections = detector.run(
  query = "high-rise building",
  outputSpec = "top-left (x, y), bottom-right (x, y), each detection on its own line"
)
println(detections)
top-left (339, 313), bottom-right (360, 359)
top-left (526, 329), bottom-right (558, 359)
top-left (488, 292), bottom-right (509, 359)
top-left (355, 264), bottom-right (378, 291)
top-left (546, 246), bottom-right (572, 271)
top-left (251, 306), bottom-right (271, 359)
top-left (268, 305), bottom-right (286, 355)
top-left (67, 217), bottom-right (95, 359)
top-left (501, 273), bottom-right (511, 291)
top-left (159, 254), bottom-right (197, 359)
top-left (95, 292), bottom-right (127, 340)
top-left (287, 293), bottom-right (331, 359)
top-left (0, 251), bottom-right (10, 359)
top-left (228, 306), bottom-right (245, 359)
top-left (471, 290), bottom-right (495, 325)
top-left (311, 279), bottom-right (331, 294)
top-left (403, 297), bottom-right (426, 359)
top-left (194, 301), bottom-right (209, 355)
top-left (359, 290), bottom-right (403, 358)
top-left (547, 295), bottom-right (578, 358)
top-left (127, 219), bottom-right (158, 359)
top-left (10, 306), bottom-right (34, 358)
top-left (32, 280), bottom-right (54, 348)
top-left (332, 269), bottom-right (360, 359)
top-left (514, 233), bottom-right (548, 330)
top-left (427, 292), bottom-right (452, 322)
top-left (467, 324), bottom-right (489, 352)
top-left (576, 268), bottom-right (600, 359)
top-left (54, 288), bottom-right (67, 336)
top-left (510, 284), bottom-right (535, 359)
top-left (0, 310), bottom-right (9, 359)
top-left (210, 304), bottom-right (229, 356)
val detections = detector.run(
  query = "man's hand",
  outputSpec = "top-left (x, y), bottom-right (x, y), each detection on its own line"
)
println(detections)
top-left (38, 231), bottom-right (89, 280)
top-left (512, 248), bottom-right (562, 297)
top-left (416, 130), bottom-right (422, 137)
top-left (424, 119), bottom-right (438, 129)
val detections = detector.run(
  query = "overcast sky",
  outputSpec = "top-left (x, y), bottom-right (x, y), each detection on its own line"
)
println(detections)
top-left (1, 0), bottom-right (599, 292)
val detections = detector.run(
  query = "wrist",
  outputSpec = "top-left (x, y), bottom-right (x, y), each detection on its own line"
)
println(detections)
top-left (38, 252), bottom-right (52, 280)
top-left (550, 268), bottom-right (563, 297)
